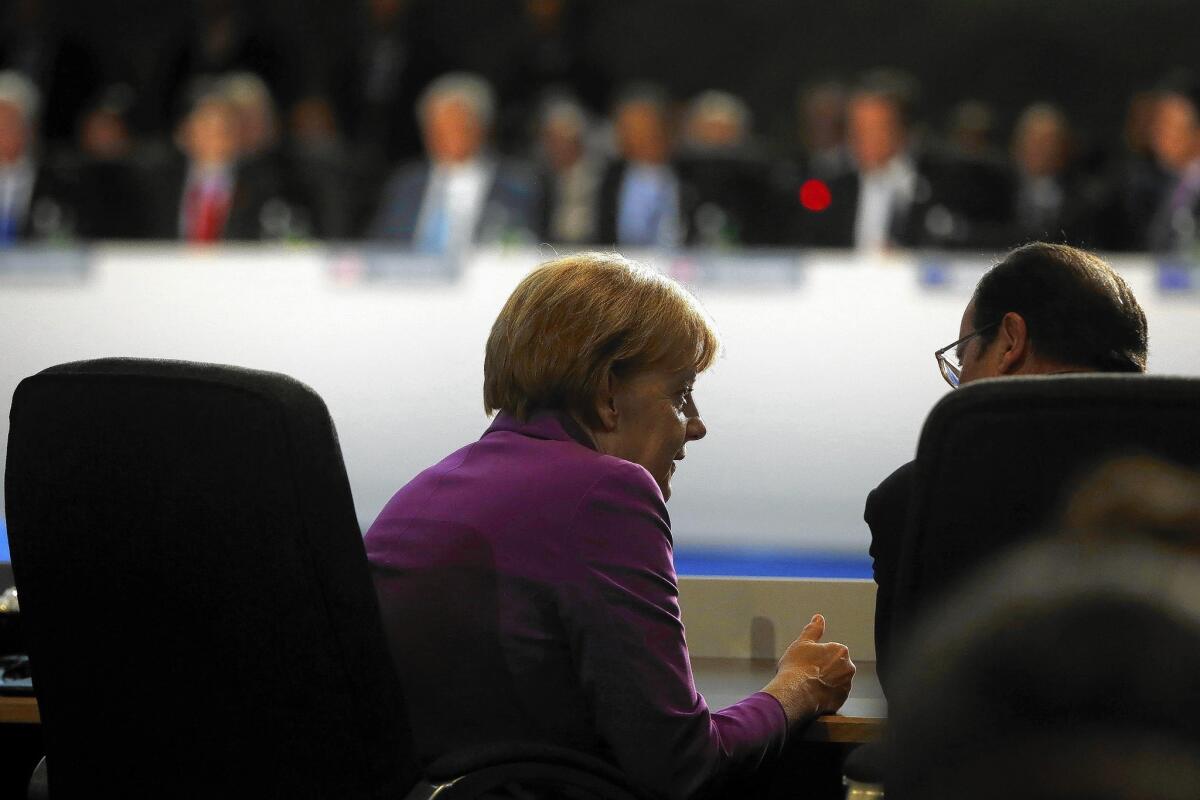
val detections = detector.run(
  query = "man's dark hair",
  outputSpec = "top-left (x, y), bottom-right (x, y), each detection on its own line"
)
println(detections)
top-left (971, 242), bottom-right (1148, 373)
top-left (851, 67), bottom-right (920, 129)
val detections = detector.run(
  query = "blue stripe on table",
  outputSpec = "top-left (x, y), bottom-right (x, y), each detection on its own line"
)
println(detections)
top-left (674, 547), bottom-right (872, 578)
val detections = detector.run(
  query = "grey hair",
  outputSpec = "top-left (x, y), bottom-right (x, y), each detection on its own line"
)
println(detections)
top-left (219, 72), bottom-right (275, 111)
top-left (685, 90), bottom-right (751, 135)
top-left (418, 72), bottom-right (495, 129)
top-left (1014, 102), bottom-right (1068, 136)
top-left (539, 95), bottom-right (588, 133)
top-left (0, 70), bottom-right (40, 124)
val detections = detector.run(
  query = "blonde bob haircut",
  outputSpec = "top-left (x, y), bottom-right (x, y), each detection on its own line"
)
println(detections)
top-left (484, 252), bottom-right (722, 426)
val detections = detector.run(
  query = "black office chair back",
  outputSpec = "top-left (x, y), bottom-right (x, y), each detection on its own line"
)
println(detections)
top-left (891, 374), bottom-right (1200, 650)
top-left (5, 359), bottom-right (417, 797)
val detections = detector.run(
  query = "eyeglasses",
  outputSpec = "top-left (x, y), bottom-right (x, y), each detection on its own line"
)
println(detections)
top-left (934, 322), bottom-right (999, 389)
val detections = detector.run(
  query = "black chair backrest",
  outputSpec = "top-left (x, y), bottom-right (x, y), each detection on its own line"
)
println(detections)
top-left (891, 374), bottom-right (1200, 651)
top-left (4, 358), bottom-right (416, 797)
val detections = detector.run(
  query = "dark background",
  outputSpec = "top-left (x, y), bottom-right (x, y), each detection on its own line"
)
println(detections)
top-left (41, 0), bottom-right (1200, 150)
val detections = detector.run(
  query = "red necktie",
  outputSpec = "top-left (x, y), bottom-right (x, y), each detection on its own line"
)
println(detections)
top-left (187, 182), bottom-right (231, 243)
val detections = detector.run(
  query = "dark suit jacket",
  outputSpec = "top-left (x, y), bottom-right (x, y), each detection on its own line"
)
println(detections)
top-left (10, 160), bottom-right (80, 241)
top-left (864, 459), bottom-right (914, 692)
top-left (787, 152), bottom-right (1013, 249)
top-left (676, 150), bottom-right (778, 246)
top-left (367, 159), bottom-right (539, 244)
top-left (145, 155), bottom-right (287, 241)
top-left (1004, 168), bottom-right (1104, 250)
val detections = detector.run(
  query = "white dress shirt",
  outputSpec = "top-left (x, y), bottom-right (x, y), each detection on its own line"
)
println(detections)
top-left (854, 156), bottom-right (917, 252)
top-left (415, 160), bottom-right (494, 252)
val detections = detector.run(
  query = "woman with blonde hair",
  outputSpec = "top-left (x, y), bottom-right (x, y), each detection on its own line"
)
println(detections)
top-left (366, 252), bottom-right (853, 799)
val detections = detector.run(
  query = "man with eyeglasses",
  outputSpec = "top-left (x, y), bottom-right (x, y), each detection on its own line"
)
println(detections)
top-left (865, 242), bottom-right (1149, 687)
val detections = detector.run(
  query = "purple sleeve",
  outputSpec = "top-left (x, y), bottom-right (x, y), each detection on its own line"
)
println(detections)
top-left (560, 461), bottom-right (788, 799)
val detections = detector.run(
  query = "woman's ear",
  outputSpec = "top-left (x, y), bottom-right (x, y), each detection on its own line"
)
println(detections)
top-left (592, 370), bottom-right (620, 433)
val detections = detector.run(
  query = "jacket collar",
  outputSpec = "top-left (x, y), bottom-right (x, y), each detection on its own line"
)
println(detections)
top-left (484, 409), bottom-right (597, 451)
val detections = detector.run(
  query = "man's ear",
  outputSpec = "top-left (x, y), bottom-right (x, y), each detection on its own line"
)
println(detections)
top-left (996, 311), bottom-right (1031, 374)
top-left (592, 370), bottom-right (620, 433)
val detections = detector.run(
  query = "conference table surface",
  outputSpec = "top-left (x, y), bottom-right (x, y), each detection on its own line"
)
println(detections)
top-left (0, 659), bottom-right (885, 743)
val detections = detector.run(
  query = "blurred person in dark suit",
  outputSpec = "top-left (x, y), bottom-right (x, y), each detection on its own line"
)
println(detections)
top-left (1106, 73), bottom-right (1200, 253)
top-left (864, 243), bottom-right (1148, 686)
top-left (286, 95), bottom-right (357, 239)
top-left (368, 72), bottom-right (538, 249)
top-left (1005, 103), bottom-right (1102, 247)
top-left (71, 85), bottom-right (152, 239)
top-left (1144, 77), bottom-right (1200, 254)
top-left (946, 100), bottom-right (1000, 161)
top-left (597, 85), bottom-right (694, 248)
top-left (1122, 89), bottom-right (1158, 167)
top-left (676, 90), bottom-right (776, 246)
top-left (789, 70), bottom-right (1009, 251)
top-left (0, 70), bottom-right (77, 244)
top-left (534, 95), bottom-right (601, 245)
top-left (147, 88), bottom-right (288, 242)
top-left (220, 72), bottom-right (331, 239)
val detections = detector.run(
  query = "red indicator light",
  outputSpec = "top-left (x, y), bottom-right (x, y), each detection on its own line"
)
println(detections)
top-left (799, 179), bottom-right (832, 212)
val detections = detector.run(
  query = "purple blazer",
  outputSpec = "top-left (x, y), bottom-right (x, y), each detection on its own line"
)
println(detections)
top-left (364, 411), bottom-right (787, 799)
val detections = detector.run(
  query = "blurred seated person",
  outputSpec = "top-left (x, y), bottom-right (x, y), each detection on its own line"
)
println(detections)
top-left (71, 85), bottom-right (152, 239)
top-left (147, 86), bottom-right (289, 242)
top-left (885, 539), bottom-right (1200, 800)
top-left (945, 99), bottom-right (1000, 161)
top-left (220, 72), bottom-right (330, 239)
top-left (1143, 75), bottom-right (1200, 254)
top-left (789, 69), bottom-right (1007, 251)
top-left (534, 95), bottom-right (601, 245)
top-left (1006, 103), bottom-right (1102, 247)
top-left (597, 85), bottom-right (694, 248)
top-left (365, 253), bottom-right (855, 799)
top-left (368, 72), bottom-right (539, 250)
top-left (676, 90), bottom-right (776, 246)
top-left (865, 243), bottom-right (1148, 684)
top-left (286, 95), bottom-right (356, 238)
top-left (0, 69), bottom-right (77, 244)
top-left (1106, 73), bottom-right (1200, 252)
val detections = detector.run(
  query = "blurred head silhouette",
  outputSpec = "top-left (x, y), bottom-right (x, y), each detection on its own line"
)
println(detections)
top-left (887, 538), bottom-right (1200, 800)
